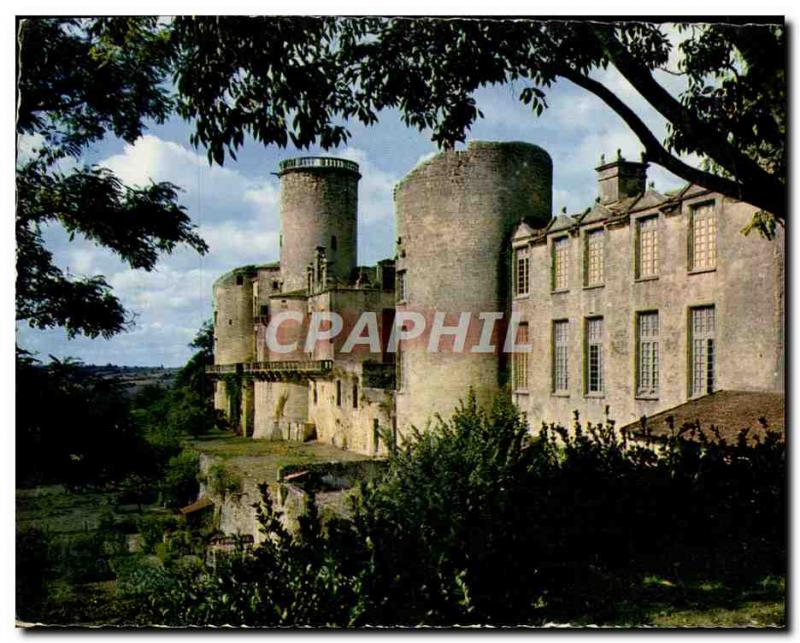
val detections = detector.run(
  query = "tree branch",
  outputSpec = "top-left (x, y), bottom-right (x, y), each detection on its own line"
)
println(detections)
top-left (591, 26), bottom-right (785, 206)
top-left (557, 66), bottom-right (784, 219)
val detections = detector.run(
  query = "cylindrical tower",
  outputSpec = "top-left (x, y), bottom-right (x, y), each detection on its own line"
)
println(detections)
top-left (394, 141), bottom-right (552, 432)
top-left (212, 267), bottom-right (257, 419)
top-left (213, 267), bottom-right (257, 366)
top-left (278, 157), bottom-right (360, 292)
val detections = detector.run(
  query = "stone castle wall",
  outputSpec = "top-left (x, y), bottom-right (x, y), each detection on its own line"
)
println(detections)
top-left (393, 141), bottom-right (552, 433)
top-left (512, 192), bottom-right (785, 430)
top-left (279, 165), bottom-right (359, 292)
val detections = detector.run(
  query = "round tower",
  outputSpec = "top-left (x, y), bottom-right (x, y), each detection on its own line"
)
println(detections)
top-left (277, 157), bottom-right (360, 292)
top-left (394, 141), bottom-right (552, 432)
top-left (212, 266), bottom-right (257, 421)
top-left (213, 266), bottom-right (257, 366)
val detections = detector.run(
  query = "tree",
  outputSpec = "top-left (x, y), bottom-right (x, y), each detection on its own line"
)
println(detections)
top-left (16, 18), bottom-right (207, 339)
top-left (169, 17), bottom-right (785, 225)
top-left (17, 17), bottom-right (784, 343)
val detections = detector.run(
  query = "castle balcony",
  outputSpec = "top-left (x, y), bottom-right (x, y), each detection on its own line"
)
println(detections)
top-left (206, 364), bottom-right (241, 376)
top-left (244, 359), bottom-right (333, 381)
top-left (206, 360), bottom-right (333, 381)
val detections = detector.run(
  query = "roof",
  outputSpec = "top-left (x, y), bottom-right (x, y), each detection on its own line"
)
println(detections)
top-left (213, 263), bottom-right (280, 288)
top-left (179, 495), bottom-right (214, 515)
top-left (629, 189), bottom-right (667, 213)
top-left (622, 390), bottom-right (785, 444)
top-left (576, 202), bottom-right (613, 226)
top-left (547, 213), bottom-right (577, 234)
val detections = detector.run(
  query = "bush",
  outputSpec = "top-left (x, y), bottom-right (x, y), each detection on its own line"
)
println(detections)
top-left (206, 464), bottom-right (241, 498)
top-left (137, 515), bottom-right (179, 555)
top-left (124, 390), bottom-right (785, 626)
top-left (160, 450), bottom-right (200, 509)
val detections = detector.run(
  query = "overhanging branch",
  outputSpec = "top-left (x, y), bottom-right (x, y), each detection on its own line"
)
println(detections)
top-left (557, 66), bottom-right (785, 220)
top-left (590, 26), bottom-right (785, 201)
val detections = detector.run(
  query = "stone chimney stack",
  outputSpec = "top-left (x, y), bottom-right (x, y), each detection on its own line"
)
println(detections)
top-left (595, 151), bottom-right (648, 205)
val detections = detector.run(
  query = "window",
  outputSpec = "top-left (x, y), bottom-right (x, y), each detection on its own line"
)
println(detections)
top-left (512, 322), bottom-right (529, 391)
top-left (336, 379), bottom-right (342, 407)
top-left (331, 235), bottom-right (338, 251)
top-left (236, 274), bottom-right (244, 286)
top-left (690, 306), bottom-right (715, 397)
top-left (552, 237), bottom-right (569, 291)
top-left (552, 320), bottom-right (569, 393)
top-left (585, 317), bottom-right (604, 394)
top-left (397, 270), bottom-right (407, 302)
top-left (690, 203), bottom-right (717, 270)
top-left (636, 216), bottom-right (659, 278)
top-left (514, 247), bottom-right (530, 296)
top-left (313, 382), bottom-right (318, 405)
top-left (352, 380), bottom-right (358, 409)
top-left (637, 312), bottom-right (659, 397)
top-left (584, 229), bottom-right (604, 286)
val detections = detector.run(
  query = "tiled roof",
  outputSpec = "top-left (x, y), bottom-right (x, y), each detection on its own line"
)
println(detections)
top-left (622, 390), bottom-right (785, 444)
top-left (629, 189), bottom-right (667, 213)
top-left (180, 495), bottom-right (214, 515)
top-left (576, 202), bottom-right (613, 225)
top-left (547, 213), bottom-right (577, 234)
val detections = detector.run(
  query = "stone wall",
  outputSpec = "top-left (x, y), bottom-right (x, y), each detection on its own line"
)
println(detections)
top-left (279, 163), bottom-right (359, 292)
top-left (512, 190), bottom-right (785, 430)
top-left (394, 141), bottom-right (552, 434)
top-left (197, 455), bottom-right (384, 542)
top-left (308, 365), bottom-right (395, 455)
top-left (252, 380), bottom-right (311, 440)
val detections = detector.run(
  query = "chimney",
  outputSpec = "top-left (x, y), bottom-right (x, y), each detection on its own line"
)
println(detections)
top-left (595, 151), bottom-right (648, 205)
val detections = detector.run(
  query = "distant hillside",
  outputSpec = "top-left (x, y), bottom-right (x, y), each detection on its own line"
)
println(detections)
top-left (77, 364), bottom-right (180, 397)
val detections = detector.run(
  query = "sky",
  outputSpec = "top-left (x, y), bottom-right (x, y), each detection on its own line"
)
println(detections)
top-left (16, 33), bottom-right (698, 367)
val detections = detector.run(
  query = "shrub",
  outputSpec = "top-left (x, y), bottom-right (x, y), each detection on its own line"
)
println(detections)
top-left (124, 390), bottom-right (785, 626)
top-left (206, 464), bottom-right (241, 498)
top-left (160, 450), bottom-right (200, 509)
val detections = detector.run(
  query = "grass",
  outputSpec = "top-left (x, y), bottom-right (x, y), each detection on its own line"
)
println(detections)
top-left (588, 575), bottom-right (786, 628)
top-left (188, 430), bottom-right (372, 487)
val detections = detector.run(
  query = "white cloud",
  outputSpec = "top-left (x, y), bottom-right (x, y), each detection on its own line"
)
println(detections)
top-left (338, 146), bottom-right (398, 224)
top-left (101, 134), bottom-right (280, 225)
top-left (19, 134), bottom-right (283, 365)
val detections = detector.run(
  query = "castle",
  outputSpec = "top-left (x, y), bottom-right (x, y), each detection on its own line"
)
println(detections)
top-left (208, 141), bottom-right (784, 454)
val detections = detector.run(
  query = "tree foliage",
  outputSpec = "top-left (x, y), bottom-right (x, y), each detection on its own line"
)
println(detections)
top-left (125, 391), bottom-right (785, 626)
top-left (16, 18), bottom-right (207, 338)
top-left (16, 18), bottom-right (784, 341)
top-left (15, 349), bottom-right (151, 486)
top-left (168, 17), bottom-right (784, 223)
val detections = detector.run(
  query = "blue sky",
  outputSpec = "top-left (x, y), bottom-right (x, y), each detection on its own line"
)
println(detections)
top-left (16, 44), bottom-right (696, 367)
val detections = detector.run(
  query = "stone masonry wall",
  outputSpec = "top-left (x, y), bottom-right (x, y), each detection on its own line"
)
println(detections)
top-left (393, 141), bottom-right (552, 434)
top-left (512, 193), bottom-right (784, 430)
top-left (279, 167), bottom-right (359, 292)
